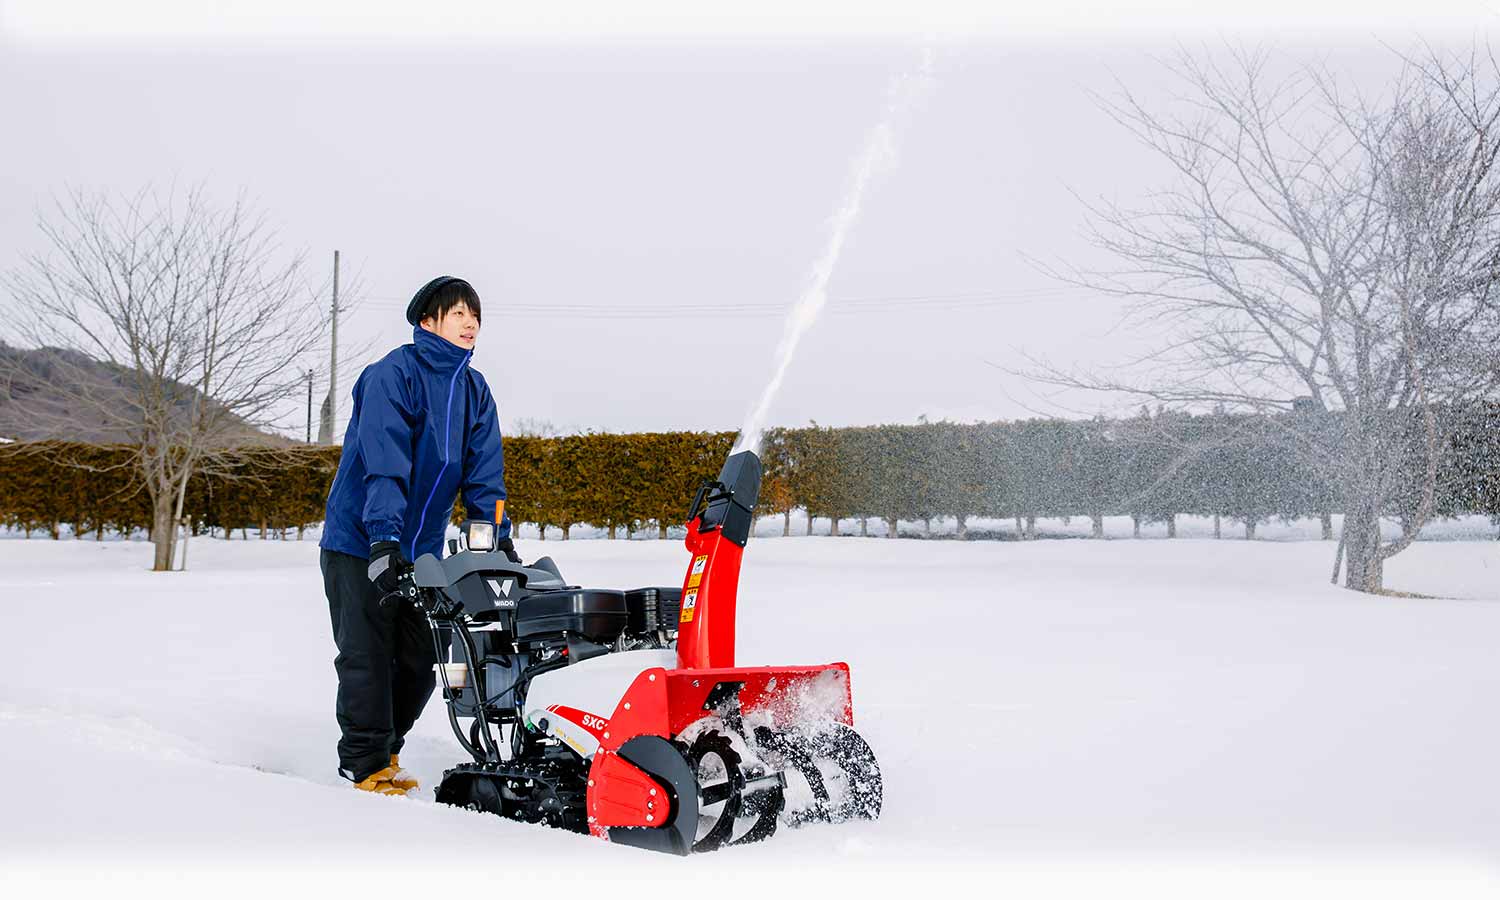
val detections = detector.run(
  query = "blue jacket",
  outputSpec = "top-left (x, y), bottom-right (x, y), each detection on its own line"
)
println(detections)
top-left (320, 327), bottom-right (510, 561)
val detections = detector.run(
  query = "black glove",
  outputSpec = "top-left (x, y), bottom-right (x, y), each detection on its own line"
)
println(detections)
top-left (495, 537), bottom-right (522, 565)
top-left (367, 540), bottom-right (413, 595)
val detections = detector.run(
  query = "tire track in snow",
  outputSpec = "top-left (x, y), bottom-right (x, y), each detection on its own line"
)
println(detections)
top-left (0, 701), bottom-right (341, 791)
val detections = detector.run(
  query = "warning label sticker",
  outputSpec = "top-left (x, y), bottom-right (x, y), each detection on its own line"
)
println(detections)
top-left (687, 555), bottom-right (708, 588)
top-left (680, 589), bottom-right (699, 623)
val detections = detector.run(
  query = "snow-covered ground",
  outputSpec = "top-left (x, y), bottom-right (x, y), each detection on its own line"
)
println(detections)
top-left (3, 533), bottom-right (1498, 897)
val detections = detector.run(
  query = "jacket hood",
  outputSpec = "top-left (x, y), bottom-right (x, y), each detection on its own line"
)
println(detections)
top-left (320, 325), bottom-right (507, 561)
top-left (412, 326), bottom-right (471, 375)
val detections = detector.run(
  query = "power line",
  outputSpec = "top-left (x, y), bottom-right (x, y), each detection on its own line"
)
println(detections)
top-left (354, 286), bottom-right (1090, 319)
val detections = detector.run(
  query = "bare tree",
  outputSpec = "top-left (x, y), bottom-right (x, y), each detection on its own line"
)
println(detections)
top-left (1029, 46), bottom-right (1500, 593)
top-left (1, 187), bottom-right (326, 570)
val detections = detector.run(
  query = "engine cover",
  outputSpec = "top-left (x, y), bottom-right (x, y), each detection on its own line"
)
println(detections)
top-left (523, 649), bottom-right (679, 758)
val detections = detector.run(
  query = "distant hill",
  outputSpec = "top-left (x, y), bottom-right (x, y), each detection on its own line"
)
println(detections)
top-left (0, 343), bottom-right (288, 445)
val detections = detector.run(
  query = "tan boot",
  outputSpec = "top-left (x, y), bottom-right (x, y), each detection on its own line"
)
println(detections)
top-left (388, 754), bottom-right (418, 792)
top-left (353, 765), bottom-right (407, 796)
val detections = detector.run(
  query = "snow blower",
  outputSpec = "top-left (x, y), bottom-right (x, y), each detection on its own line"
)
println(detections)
top-left (398, 449), bottom-right (881, 853)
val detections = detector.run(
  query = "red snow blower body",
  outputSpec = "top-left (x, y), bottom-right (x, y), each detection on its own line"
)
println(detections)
top-left (408, 450), bottom-right (881, 854)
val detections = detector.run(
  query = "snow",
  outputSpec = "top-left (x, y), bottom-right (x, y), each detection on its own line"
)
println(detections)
top-left (2, 534), bottom-right (1499, 897)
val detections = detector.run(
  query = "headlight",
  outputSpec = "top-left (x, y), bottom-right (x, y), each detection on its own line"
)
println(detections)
top-left (465, 520), bottom-right (495, 552)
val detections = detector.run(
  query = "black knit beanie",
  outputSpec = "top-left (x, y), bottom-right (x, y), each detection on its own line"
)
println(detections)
top-left (406, 275), bottom-right (470, 325)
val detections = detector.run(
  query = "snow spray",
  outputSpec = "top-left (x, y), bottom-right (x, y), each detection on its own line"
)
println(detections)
top-left (733, 49), bottom-right (935, 457)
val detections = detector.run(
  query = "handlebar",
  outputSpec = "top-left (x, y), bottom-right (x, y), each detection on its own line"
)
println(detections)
top-left (381, 573), bottom-right (459, 619)
top-left (687, 478), bottom-right (730, 527)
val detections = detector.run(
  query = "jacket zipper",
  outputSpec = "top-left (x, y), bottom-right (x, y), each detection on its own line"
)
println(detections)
top-left (411, 351), bottom-right (472, 558)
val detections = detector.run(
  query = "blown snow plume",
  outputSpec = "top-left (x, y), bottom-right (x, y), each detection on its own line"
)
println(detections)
top-left (734, 49), bottom-right (936, 456)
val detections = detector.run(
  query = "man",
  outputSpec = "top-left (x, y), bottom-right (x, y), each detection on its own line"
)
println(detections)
top-left (319, 275), bottom-right (519, 796)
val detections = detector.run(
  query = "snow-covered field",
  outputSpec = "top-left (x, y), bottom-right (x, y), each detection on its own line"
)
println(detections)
top-left (3, 532), bottom-right (1498, 897)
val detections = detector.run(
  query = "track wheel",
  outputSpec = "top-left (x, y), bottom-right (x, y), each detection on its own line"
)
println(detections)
top-left (435, 772), bottom-right (504, 816)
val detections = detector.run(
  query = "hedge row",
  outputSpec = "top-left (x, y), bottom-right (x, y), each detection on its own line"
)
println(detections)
top-left (1, 407), bottom-right (1496, 540)
top-left (764, 410), bottom-right (1495, 533)
top-left (0, 433), bottom-right (739, 540)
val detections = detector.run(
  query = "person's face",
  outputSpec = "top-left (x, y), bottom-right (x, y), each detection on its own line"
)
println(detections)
top-left (421, 301), bottom-right (479, 351)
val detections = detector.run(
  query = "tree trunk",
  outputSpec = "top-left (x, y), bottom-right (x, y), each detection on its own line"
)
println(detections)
top-left (1245, 520), bottom-right (1257, 540)
top-left (924, 516), bottom-right (932, 534)
top-left (1025, 516), bottom-right (1037, 539)
top-left (172, 467), bottom-right (193, 569)
top-left (1132, 516), bottom-right (1141, 539)
top-left (49, 521), bottom-right (59, 540)
top-left (1213, 514), bottom-right (1221, 539)
top-left (783, 510), bottom-right (791, 537)
top-left (1014, 515), bottom-right (1024, 539)
top-left (608, 524), bottom-right (617, 540)
top-left (659, 521), bottom-right (669, 540)
top-left (1321, 511), bottom-right (1334, 541)
top-left (561, 524), bottom-right (570, 540)
top-left (1091, 515), bottom-right (1104, 539)
top-left (860, 517), bottom-right (869, 537)
top-left (151, 497), bottom-right (176, 571)
top-left (1166, 515), bottom-right (1176, 538)
top-left (806, 513), bottom-right (814, 536)
top-left (95, 523), bottom-right (103, 541)
top-left (830, 516), bottom-right (840, 537)
top-left (886, 516), bottom-right (898, 538)
top-left (956, 515), bottom-right (968, 540)
top-left (1342, 505), bottom-right (1384, 592)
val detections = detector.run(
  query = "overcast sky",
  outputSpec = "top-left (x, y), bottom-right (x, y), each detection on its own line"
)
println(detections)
top-left (3, 2), bottom-right (1497, 437)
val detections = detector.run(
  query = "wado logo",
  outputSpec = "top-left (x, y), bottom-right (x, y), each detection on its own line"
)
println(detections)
top-left (485, 578), bottom-right (517, 608)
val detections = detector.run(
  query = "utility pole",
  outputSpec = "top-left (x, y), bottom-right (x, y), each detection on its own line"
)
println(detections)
top-left (305, 369), bottom-right (313, 443)
top-left (318, 250), bottom-right (340, 443)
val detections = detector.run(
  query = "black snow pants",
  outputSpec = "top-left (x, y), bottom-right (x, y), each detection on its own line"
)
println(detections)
top-left (321, 548), bottom-right (448, 782)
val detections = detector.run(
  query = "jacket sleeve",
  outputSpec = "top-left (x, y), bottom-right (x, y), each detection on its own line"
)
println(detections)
top-left (461, 373), bottom-right (511, 539)
top-left (357, 363), bottom-right (417, 545)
